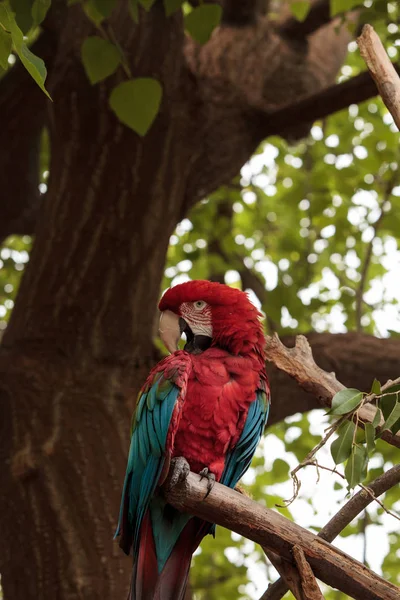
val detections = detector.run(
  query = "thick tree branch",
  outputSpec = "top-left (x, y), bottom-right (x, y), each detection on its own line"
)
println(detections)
top-left (358, 24), bottom-right (400, 130)
top-left (221, 0), bottom-right (259, 26)
top-left (278, 0), bottom-right (332, 39)
top-left (262, 464), bottom-right (400, 600)
top-left (265, 333), bottom-right (400, 448)
top-left (259, 64), bottom-right (400, 137)
top-left (164, 472), bottom-right (400, 600)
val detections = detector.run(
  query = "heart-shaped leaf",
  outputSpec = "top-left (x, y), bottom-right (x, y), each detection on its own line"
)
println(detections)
top-left (184, 4), bottom-right (222, 45)
top-left (82, 37), bottom-right (121, 85)
top-left (109, 78), bottom-right (163, 136)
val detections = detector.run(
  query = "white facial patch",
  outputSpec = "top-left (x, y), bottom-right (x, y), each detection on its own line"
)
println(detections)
top-left (181, 301), bottom-right (213, 338)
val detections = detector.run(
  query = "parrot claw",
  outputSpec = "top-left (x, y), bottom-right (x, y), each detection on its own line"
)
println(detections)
top-left (168, 457), bottom-right (190, 490)
top-left (199, 468), bottom-right (216, 499)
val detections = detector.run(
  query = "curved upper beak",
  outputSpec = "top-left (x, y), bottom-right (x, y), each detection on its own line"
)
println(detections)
top-left (159, 310), bottom-right (181, 354)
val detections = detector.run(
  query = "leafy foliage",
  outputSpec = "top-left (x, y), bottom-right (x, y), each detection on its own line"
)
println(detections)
top-left (0, 0), bottom-right (50, 96)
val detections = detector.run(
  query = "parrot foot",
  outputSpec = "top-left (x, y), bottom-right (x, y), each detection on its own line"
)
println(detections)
top-left (168, 457), bottom-right (190, 490)
top-left (199, 468), bottom-right (216, 499)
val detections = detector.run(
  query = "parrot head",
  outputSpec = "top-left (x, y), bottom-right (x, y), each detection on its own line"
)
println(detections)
top-left (158, 280), bottom-right (265, 357)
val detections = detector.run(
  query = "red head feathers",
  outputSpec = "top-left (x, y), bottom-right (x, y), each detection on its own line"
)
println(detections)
top-left (159, 280), bottom-right (265, 358)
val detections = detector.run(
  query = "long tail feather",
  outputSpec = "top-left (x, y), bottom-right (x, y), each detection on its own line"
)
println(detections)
top-left (130, 511), bottom-right (158, 600)
top-left (131, 515), bottom-right (208, 600)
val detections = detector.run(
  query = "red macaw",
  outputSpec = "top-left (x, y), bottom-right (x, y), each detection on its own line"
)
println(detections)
top-left (116, 280), bottom-right (270, 599)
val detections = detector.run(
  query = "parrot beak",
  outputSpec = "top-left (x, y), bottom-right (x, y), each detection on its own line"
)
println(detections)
top-left (159, 310), bottom-right (182, 354)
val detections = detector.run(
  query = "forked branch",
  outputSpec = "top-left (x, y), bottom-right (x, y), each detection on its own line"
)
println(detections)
top-left (264, 333), bottom-right (400, 449)
top-left (261, 464), bottom-right (400, 600)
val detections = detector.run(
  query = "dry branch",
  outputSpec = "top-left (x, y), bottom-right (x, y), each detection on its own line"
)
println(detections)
top-left (292, 546), bottom-right (324, 600)
top-left (261, 460), bottom-right (400, 599)
top-left (357, 24), bottom-right (400, 130)
top-left (264, 548), bottom-right (310, 599)
top-left (164, 472), bottom-right (400, 600)
top-left (265, 334), bottom-right (400, 449)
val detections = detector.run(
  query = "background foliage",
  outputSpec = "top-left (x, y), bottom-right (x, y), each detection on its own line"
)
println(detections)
top-left (1, 0), bottom-right (400, 598)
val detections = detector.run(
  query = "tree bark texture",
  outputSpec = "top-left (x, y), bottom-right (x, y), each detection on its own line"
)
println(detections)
top-left (0, 2), bottom-right (387, 599)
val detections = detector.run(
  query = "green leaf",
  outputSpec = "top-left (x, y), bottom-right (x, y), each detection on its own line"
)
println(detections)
top-left (184, 4), bottom-right (222, 45)
top-left (0, 26), bottom-right (12, 69)
top-left (330, 0), bottom-right (361, 17)
top-left (92, 0), bottom-right (115, 17)
top-left (9, 0), bottom-right (32, 33)
top-left (1, 2), bottom-right (51, 98)
top-left (83, 0), bottom-right (104, 24)
top-left (109, 78), bottom-right (162, 136)
top-left (365, 423), bottom-right (375, 455)
top-left (330, 420), bottom-right (355, 464)
top-left (372, 407), bottom-right (382, 428)
top-left (289, 0), bottom-right (310, 21)
top-left (128, 0), bottom-right (138, 22)
top-left (163, 0), bottom-right (182, 16)
top-left (138, 0), bottom-right (155, 9)
top-left (31, 0), bottom-right (50, 25)
top-left (345, 445), bottom-right (368, 489)
top-left (370, 378), bottom-right (381, 395)
top-left (271, 458), bottom-right (290, 483)
top-left (381, 400), bottom-right (400, 433)
top-left (81, 36), bottom-right (121, 85)
top-left (330, 388), bottom-right (362, 415)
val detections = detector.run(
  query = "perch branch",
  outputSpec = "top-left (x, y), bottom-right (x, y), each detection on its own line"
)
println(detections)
top-left (357, 24), bottom-right (400, 130)
top-left (261, 463), bottom-right (400, 599)
top-left (264, 334), bottom-right (400, 448)
top-left (164, 472), bottom-right (400, 600)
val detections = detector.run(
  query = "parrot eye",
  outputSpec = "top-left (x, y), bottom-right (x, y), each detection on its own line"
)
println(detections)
top-left (193, 300), bottom-right (206, 310)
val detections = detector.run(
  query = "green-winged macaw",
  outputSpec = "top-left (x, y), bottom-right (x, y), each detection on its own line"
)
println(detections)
top-left (116, 280), bottom-right (270, 599)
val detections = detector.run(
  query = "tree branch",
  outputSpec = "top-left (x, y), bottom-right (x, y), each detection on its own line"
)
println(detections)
top-left (278, 0), bottom-right (332, 39)
top-left (261, 464), bottom-right (400, 600)
top-left (357, 24), bottom-right (400, 130)
top-left (221, 0), bottom-right (259, 26)
top-left (265, 333), bottom-right (400, 448)
top-left (164, 472), bottom-right (400, 600)
top-left (259, 64), bottom-right (400, 138)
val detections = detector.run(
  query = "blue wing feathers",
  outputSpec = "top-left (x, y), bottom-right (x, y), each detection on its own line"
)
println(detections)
top-left (220, 389), bottom-right (269, 491)
top-left (116, 370), bottom-right (181, 559)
